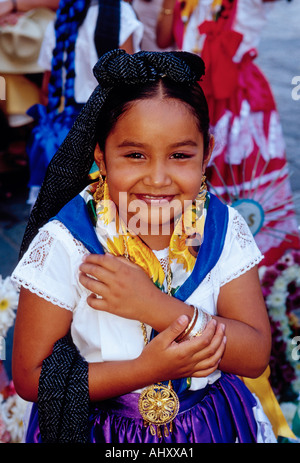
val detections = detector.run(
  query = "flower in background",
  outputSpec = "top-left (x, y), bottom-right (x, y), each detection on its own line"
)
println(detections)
top-left (260, 250), bottom-right (300, 400)
top-left (0, 381), bottom-right (28, 443)
top-left (0, 416), bottom-right (10, 443)
top-left (0, 276), bottom-right (19, 338)
top-left (0, 276), bottom-right (26, 443)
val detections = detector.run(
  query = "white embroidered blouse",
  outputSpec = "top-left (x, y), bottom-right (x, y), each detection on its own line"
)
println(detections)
top-left (12, 206), bottom-right (263, 391)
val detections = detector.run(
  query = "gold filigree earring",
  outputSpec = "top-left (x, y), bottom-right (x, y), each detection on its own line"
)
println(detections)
top-left (94, 172), bottom-right (105, 203)
top-left (197, 174), bottom-right (207, 202)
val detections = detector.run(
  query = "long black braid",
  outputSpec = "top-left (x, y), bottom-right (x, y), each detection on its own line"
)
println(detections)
top-left (20, 49), bottom-right (205, 258)
top-left (48, 0), bottom-right (120, 113)
top-left (47, 0), bottom-right (89, 114)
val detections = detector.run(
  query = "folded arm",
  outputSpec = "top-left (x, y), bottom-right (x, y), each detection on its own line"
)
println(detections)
top-left (12, 287), bottom-right (225, 403)
top-left (80, 254), bottom-right (271, 379)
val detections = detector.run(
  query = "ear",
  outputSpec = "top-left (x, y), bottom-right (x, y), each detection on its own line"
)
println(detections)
top-left (203, 135), bottom-right (214, 172)
top-left (94, 143), bottom-right (107, 175)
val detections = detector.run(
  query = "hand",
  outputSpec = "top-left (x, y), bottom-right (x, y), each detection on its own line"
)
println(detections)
top-left (79, 253), bottom-right (159, 322)
top-left (139, 315), bottom-right (227, 383)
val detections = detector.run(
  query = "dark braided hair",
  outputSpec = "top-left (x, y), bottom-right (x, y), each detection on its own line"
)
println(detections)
top-left (48, 0), bottom-right (120, 113)
top-left (20, 49), bottom-right (207, 258)
top-left (47, 0), bottom-right (89, 114)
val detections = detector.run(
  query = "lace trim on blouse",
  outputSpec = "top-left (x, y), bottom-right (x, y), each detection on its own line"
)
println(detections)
top-left (11, 276), bottom-right (75, 312)
top-left (219, 254), bottom-right (262, 287)
top-left (219, 212), bottom-right (263, 286)
top-left (12, 221), bottom-right (88, 312)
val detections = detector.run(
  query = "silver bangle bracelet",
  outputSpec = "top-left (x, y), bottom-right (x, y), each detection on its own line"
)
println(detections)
top-left (175, 305), bottom-right (198, 342)
top-left (188, 309), bottom-right (212, 338)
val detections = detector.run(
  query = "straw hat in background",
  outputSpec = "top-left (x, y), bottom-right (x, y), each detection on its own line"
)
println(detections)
top-left (0, 8), bottom-right (55, 74)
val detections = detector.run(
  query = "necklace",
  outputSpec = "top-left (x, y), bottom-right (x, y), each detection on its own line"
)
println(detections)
top-left (138, 321), bottom-right (180, 437)
top-left (122, 230), bottom-right (180, 437)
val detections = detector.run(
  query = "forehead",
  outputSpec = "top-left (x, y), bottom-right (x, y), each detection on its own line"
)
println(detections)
top-left (111, 97), bottom-right (200, 135)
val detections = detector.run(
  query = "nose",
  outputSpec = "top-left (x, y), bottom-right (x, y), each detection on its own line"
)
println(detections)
top-left (143, 159), bottom-right (172, 188)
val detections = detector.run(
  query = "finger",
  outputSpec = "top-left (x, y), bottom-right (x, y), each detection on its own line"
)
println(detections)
top-left (186, 321), bottom-right (224, 360)
top-left (199, 321), bottom-right (225, 350)
top-left (193, 334), bottom-right (227, 374)
top-left (191, 364), bottom-right (222, 378)
top-left (180, 318), bottom-right (217, 348)
top-left (86, 293), bottom-right (108, 311)
top-left (82, 253), bottom-right (119, 272)
top-left (199, 336), bottom-right (227, 368)
top-left (79, 261), bottom-right (113, 283)
top-left (157, 315), bottom-right (190, 347)
top-left (79, 272), bottom-right (110, 298)
top-left (118, 256), bottom-right (144, 271)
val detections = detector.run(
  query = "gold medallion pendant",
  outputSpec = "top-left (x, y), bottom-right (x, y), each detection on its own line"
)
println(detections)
top-left (138, 381), bottom-right (179, 437)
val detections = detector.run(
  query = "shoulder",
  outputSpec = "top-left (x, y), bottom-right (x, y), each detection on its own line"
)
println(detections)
top-left (19, 219), bottom-right (88, 269)
top-left (218, 205), bottom-right (263, 285)
top-left (12, 220), bottom-right (89, 312)
top-left (226, 206), bottom-right (259, 248)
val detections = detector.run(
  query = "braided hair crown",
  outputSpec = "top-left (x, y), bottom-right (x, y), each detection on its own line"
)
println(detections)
top-left (20, 50), bottom-right (205, 258)
top-left (93, 49), bottom-right (205, 88)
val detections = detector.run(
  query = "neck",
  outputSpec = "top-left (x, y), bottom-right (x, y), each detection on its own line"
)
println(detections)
top-left (138, 232), bottom-right (172, 251)
top-left (127, 219), bottom-right (175, 251)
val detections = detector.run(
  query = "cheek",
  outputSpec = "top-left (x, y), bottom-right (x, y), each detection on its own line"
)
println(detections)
top-left (105, 171), bottom-right (134, 209)
top-left (180, 171), bottom-right (203, 197)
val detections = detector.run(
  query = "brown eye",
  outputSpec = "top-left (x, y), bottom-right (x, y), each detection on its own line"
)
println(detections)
top-left (171, 152), bottom-right (191, 159)
top-left (125, 152), bottom-right (144, 159)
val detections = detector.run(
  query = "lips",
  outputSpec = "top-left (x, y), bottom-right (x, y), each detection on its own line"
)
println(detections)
top-left (134, 194), bottom-right (175, 205)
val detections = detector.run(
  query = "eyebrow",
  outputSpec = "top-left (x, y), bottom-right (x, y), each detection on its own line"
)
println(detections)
top-left (117, 139), bottom-right (199, 148)
top-left (117, 140), bottom-right (145, 148)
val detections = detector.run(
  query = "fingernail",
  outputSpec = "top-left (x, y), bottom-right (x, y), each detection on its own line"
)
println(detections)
top-left (178, 315), bottom-right (188, 326)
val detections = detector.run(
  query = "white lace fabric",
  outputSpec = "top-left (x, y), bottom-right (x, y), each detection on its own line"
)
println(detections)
top-left (218, 210), bottom-right (263, 287)
top-left (12, 221), bottom-right (88, 312)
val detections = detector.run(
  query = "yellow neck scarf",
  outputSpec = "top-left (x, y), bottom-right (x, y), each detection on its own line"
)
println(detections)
top-left (85, 181), bottom-right (208, 292)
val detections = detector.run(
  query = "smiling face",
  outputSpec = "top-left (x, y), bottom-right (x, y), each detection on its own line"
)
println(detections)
top-left (95, 96), bottom-right (211, 249)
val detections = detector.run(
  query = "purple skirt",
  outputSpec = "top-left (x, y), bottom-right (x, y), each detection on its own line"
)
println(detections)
top-left (26, 373), bottom-right (258, 443)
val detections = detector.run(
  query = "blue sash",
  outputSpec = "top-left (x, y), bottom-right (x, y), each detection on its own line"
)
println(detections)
top-left (52, 192), bottom-right (228, 298)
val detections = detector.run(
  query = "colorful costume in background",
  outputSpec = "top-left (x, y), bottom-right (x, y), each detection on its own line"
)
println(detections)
top-left (172, 0), bottom-right (300, 266)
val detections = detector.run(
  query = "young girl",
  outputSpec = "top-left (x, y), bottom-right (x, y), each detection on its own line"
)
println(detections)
top-left (12, 49), bottom-right (276, 443)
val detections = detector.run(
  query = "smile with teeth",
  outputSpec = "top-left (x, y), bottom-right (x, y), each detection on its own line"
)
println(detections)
top-left (135, 194), bottom-right (175, 205)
